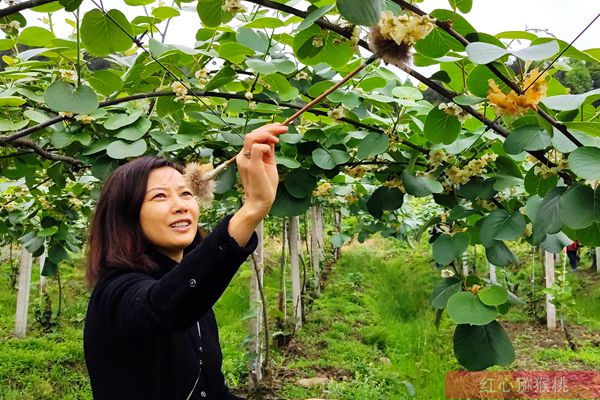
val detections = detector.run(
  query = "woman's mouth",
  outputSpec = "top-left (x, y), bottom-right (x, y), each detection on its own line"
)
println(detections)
top-left (169, 219), bottom-right (192, 232)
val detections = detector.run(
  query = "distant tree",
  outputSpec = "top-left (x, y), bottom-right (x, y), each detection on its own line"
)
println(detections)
top-left (557, 59), bottom-right (593, 94)
top-left (589, 61), bottom-right (600, 89)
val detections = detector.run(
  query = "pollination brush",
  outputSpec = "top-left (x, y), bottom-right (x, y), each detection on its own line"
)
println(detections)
top-left (186, 10), bottom-right (435, 203)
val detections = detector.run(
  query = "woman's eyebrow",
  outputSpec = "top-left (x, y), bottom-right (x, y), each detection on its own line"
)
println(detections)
top-left (146, 185), bottom-right (188, 193)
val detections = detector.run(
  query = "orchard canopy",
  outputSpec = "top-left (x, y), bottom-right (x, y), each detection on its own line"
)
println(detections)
top-left (0, 0), bottom-right (600, 370)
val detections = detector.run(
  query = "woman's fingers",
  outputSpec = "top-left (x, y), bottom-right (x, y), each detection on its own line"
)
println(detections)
top-left (249, 143), bottom-right (274, 163)
top-left (243, 124), bottom-right (287, 151)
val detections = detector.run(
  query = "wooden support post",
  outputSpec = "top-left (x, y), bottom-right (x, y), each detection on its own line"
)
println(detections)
top-left (488, 262), bottom-right (497, 284)
top-left (310, 206), bottom-right (322, 294)
top-left (544, 251), bottom-right (557, 330)
top-left (15, 247), bottom-right (33, 337)
top-left (288, 216), bottom-right (302, 329)
top-left (596, 248), bottom-right (600, 274)
top-left (39, 249), bottom-right (47, 295)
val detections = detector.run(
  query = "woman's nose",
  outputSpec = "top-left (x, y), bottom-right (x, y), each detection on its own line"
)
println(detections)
top-left (172, 196), bottom-right (188, 213)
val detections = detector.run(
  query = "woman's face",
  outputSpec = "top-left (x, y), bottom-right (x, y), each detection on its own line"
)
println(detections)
top-left (139, 167), bottom-right (199, 262)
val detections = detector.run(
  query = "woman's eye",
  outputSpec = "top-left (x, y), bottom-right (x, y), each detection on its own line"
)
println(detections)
top-left (182, 191), bottom-right (193, 197)
top-left (153, 193), bottom-right (167, 199)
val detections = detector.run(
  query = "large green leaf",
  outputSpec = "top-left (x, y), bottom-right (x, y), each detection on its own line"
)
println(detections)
top-left (18, 27), bottom-right (55, 47)
top-left (44, 81), bottom-right (99, 114)
top-left (447, 291), bottom-right (497, 325)
top-left (218, 42), bottom-right (254, 64)
top-left (104, 111), bottom-right (142, 130)
top-left (524, 167), bottom-right (558, 196)
top-left (298, 4), bottom-right (335, 31)
top-left (366, 186), bottom-right (404, 219)
top-left (270, 185), bottom-right (311, 216)
top-left (106, 139), bottom-right (147, 159)
top-left (283, 169), bottom-right (317, 199)
top-left (401, 170), bottom-right (443, 197)
top-left (312, 148), bottom-right (350, 170)
top-left (453, 321), bottom-right (515, 371)
top-left (478, 286), bottom-right (509, 306)
top-left (503, 126), bottom-right (552, 154)
top-left (541, 88), bottom-right (600, 111)
top-left (465, 42), bottom-right (507, 64)
top-left (336, 0), bottom-right (383, 27)
top-left (448, 0), bottom-right (472, 13)
top-left (541, 231), bottom-right (573, 254)
top-left (431, 277), bottom-right (462, 309)
top-left (356, 132), bottom-right (389, 160)
top-left (568, 147), bottom-right (600, 180)
top-left (81, 9), bottom-right (133, 56)
top-left (432, 232), bottom-right (470, 265)
top-left (423, 106), bottom-right (461, 144)
top-left (88, 70), bottom-right (124, 96)
top-left (485, 240), bottom-right (518, 266)
top-left (197, 0), bottom-right (233, 27)
top-left (511, 40), bottom-right (559, 61)
top-left (204, 66), bottom-right (236, 92)
top-left (479, 209), bottom-right (525, 247)
top-left (114, 117), bottom-right (151, 141)
top-left (559, 184), bottom-right (600, 230)
top-left (59, 0), bottom-right (83, 12)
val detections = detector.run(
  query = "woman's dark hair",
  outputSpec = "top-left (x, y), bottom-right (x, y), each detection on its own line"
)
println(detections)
top-left (85, 156), bottom-right (184, 287)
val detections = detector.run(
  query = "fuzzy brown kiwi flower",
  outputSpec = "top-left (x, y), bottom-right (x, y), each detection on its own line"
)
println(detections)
top-left (184, 162), bottom-right (216, 205)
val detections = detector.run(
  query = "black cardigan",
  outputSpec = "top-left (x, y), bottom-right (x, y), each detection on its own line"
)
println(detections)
top-left (84, 215), bottom-right (258, 400)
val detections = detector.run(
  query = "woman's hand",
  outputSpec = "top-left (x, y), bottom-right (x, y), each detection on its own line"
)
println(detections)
top-left (228, 123), bottom-right (287, 246)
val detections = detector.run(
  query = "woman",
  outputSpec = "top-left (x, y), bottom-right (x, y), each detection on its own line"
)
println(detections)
top-left (84, 123), bottom-right (287, 400)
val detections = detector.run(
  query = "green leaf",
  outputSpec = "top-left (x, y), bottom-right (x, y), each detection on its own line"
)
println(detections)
top-left (88, 70), bottom-right (124, 96)
top-left (245, 58), bottom-right (277, 75)
top-left (59, 0), bottom-right (83, 12)
top-left (106, 139), bottom-right (147, 159)
top-left (431, 277), bottom-right (462, 309)
top-left (478, 286), bottom-right (509, 306)
top-left (204, 66), bottom-right (236, 92)
top-left (559, 184), bottom-right (600, 230)
top-left (432, 232), bottom-right (470, 265)
top-left (356, 132), bottom-right (388, 160)
top-left (511, 40), bottom-right (559, 61)
top-left (541, 88), bottom-right (600, 111)
top-left (524, 167), bottom-right (557, 196)
top-left (312, 148), bottom-right (350, 170)
top-left (541, 231), bottom-right (573, 254)
top-left (81, 9), bottom-right (133, 56)
top-left (479, 209), bottom-right (525, 247)
top-left (503, 126), bottom-right (552, 154)
top-left (424, 106), bottom-right (461, 144)
top-left (152, 6), bottom-right (180, 19)
top-left (124, 0), bottom-right (153, 5)
top-left (31, 1), bottom-right (63, 12)
top-left (104, 111), bottom-right (142, 130)
top-left (453, 321), bottom-right (515, 371)
top-left (366, 186), bottom-right (404, 219)
top-left (453, 94), bottom-right (484, 106)
top-left (283, 169), bottom-right (317, 199)
top-left (0, 96), bottom-right (26, 107)
top-left (114, 117), bottom-right (151, 141)
top-left (18, 27), bottom-right (55, 47)
top-left (0, 119), bottom-right (28, 132)
top-left (401, 170), bottom-right (443, 197)
top-left (485, 240), bottom-right (518, 266)
top-left (38, 226), bottom-right (59, 237)
top-left (297, 4), bottom-right (335, 32)
top-left (457, 178), bottom-right (497, 200)
top-left (243, 17), bottom-right (284, 29)
top-left (51, 130), bottom-right (91, 148)
top-left (44, 81), bottom-right (99, 114)
top-left (336, 0), bottom-right (383, 27)
top-left (270, 185), bottom-right (312, 217)
top-left (447, 291), bottom-right (497, 325)
top-left (218, 42), bottom-right (254, 64)
top-left (237, 28), bottom-right (270, 54)
top-left (448, 0), bottom-right (472, 13)
top-left (465, 42), bottom-right (507, 64)
top-left (196, 0), bottom-right (233, 28)
top-left (563, 122), bottom-right (600, 137)
top-left (568, 147), bottom-right (600, 180)
top-left (532, 187), bottom-right (565, 245)
top-left (466, 64), bottom-right (510, 98)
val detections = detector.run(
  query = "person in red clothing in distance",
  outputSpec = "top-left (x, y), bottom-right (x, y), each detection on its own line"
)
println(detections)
top-left (566, 240), bottom-right (579, 271)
